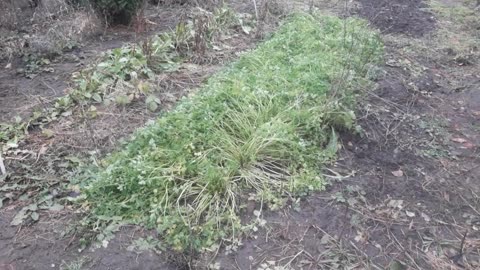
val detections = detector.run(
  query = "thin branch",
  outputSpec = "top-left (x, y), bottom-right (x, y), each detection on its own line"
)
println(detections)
top-left (252, 0), bottom-right (259, 22)
top-left (0, 152), bottom-right (6, 175)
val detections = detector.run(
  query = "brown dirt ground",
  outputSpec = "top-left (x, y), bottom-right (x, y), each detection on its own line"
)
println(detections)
top-left (0, 1), bottom-right (274, 269)
top-left (356, 0), bottom-right (437, 37)
top-left (1, 0), bottom-right (480, 269)
top-left (0, 5), bottom-right (185, 123)
top-left (215, 1), bottom-right (480, 269)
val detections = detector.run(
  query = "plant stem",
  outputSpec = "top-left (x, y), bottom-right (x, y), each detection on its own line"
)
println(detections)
top-left (0, 152), bottom-right (6, 175)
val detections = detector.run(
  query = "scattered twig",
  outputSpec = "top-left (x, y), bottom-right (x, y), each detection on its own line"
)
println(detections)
top-left (41, 79), bottom-right (58, 96)
top-left (0, 152), bottom-right (6, 175)
top-left (252, 0), bottom-right (259, 22)
top-left (449, 230), bottom-right (468, 263)
top-left (284, 250), bottom-right (303, 268)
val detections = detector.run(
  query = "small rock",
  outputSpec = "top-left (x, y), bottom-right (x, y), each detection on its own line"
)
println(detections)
top-left (392, 169), bottom-right (404, 177)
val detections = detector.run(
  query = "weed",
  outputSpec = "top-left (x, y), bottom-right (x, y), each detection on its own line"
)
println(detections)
top-left (60, 257), bottom-right (87, 270)
top-left (0, 6), bottom-right (247, 153)
top-left (426, 0), bottom-right (480, 57)
top-left (127, 236), bottom-right (164, 253)
top-left (20, 54), bottom-right (55, 78)
top-left (82, 13), bottom-right (383, 251)
top-left (430, 0), bottom-right (479, 26)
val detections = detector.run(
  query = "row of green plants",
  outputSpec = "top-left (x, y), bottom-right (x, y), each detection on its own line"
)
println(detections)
top-left (1, 6), bottom-right (247, 153)
top-left (81, 13), bottom-right (383, 251)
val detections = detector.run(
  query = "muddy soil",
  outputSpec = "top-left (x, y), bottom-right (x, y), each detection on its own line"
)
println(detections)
top-left (356, 0), bottom-right (436, 36)
top-left (0, 211), bottom-right (176, 270)
top-left (1, 0), bottom-right (480, 269)
top-left (0, 2), bottom-right (263, 270)
top-left (217, 0), bottom-right (480, 269)
top-left (0, 6), bottom-right (183, 123)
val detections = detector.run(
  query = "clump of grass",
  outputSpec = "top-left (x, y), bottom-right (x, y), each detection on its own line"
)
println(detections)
top-left (83, 13), bottom-right (383, 251)
top-left (428, 0), bottom-right (480, 54)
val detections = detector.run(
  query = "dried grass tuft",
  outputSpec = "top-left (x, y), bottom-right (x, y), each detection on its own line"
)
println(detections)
top-left (0, 1), bottom-right (102, 60)
top-left (31, 10), bottom-right (102, 55)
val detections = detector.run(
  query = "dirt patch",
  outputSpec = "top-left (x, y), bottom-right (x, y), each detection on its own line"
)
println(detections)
top-left (2, 0), bottom-right (480, 269)
top-left (356, 0), bottom-right (436, 36)
top-left (0, 1), bottom-right (265, 269)
top-left (0, 4), bottom-right (183, 124)
top-left (216, 0), bottom-right (480, 269)
top-left (0, 211), bottom-right (178, 270)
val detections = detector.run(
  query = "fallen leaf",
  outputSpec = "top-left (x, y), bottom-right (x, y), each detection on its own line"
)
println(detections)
top-left (388, 199), bottom-right (404, 209)
top-left (421, 212), bottom-right (431, 222)
top-left (11, 209), bottom-right (28, 226)
top-left (390, 260), bottom-right (407, 270)
top-left (405, 210), bottom-right (416, 217)
top-left (392, 169), bottom-right (404, 177)
top-left (42, 129), bottom-right (54, 138)
top-left (38, 144), bottom-right (48, 156)
top-left (354, 231), bottom-right (367, 243)
top-left (31, 212), bottom-right (39, 221)
top-left (320, 234), bottom-right (330, 245)
top-left (48, 203), bottom-right (64, 211)
top-left (61, 110), bottom-right (73, 117)
top-left (24, 203), bottom-right (38, 211)
top-left (452, 137), bottom-right (467, 143)
top-left (443, 191), bottom-right (450, 202)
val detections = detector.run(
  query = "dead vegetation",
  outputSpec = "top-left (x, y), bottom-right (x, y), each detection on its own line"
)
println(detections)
top-left (0, 0), bottom-right (101, 61)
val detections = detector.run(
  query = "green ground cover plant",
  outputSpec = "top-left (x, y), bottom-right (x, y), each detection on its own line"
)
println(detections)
top-left (82, 13), bottom-right (383, 251)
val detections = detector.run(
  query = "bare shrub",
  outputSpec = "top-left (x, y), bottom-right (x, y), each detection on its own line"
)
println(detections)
top-left (0, 0), bottom-right (102, 60)
top-left (0, 35), bottom-right (28, 61)
top-left (33, 0), bottom-right (72, 19)
top-left (0, 1), bottom-right (20, 30)
top-left (29, 9), bottom-right (102, 55)
top-left (150, 0), bottom-right (223, 10)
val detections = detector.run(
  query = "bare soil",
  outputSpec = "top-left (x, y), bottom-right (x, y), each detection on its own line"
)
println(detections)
top-left (1, 0), bottom-right (480, 269)
top-left (217, 0), bottom-right (480, 269)
top-left (356, 0), bottom-right (436, 36)
top-left (0, 2), bottom-right (261, 269)
top-left (0, 6), bottom-right (185, 123)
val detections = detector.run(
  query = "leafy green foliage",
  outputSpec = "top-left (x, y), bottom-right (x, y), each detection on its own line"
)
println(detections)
top-left (83, 13), bottom-right (383, 251)
top-left (70, 45), bottom-right (154, 106)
